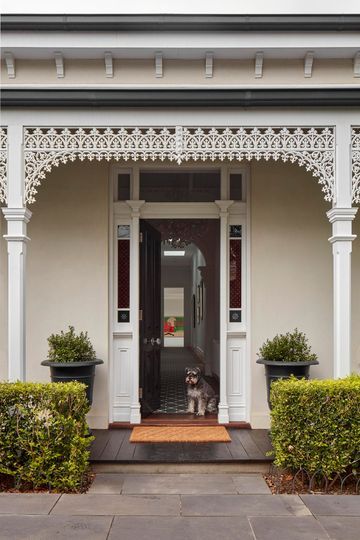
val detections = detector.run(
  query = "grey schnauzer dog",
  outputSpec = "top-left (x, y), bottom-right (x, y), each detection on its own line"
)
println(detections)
top-left (185, 366), bottom-right (218, 416)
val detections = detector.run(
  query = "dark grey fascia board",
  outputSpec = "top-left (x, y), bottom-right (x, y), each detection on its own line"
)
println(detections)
top-left (2, 89), bottom-right (360, 108)
top-left (1, 14), bottom-right (360, 32)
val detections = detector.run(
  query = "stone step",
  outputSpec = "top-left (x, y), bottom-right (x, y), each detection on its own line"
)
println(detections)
top-left (92, 462), bottom-right (272, 474)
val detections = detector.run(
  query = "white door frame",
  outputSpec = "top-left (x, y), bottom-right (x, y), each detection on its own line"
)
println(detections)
top-left (109, 163), bottom-right (250, 424)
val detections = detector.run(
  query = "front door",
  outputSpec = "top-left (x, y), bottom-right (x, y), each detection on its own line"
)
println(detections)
top-left (139, 220), bottom-right (162, 416)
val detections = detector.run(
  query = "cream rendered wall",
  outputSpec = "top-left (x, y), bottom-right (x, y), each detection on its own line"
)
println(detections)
top-left (352, 213), bottom-right (360, 374)
top-left (26, 160), bottom-right (109, 428)
top-left (250, 161), bottom-right (334, 428)
top-left (0, 213), bottom-right (8, 380)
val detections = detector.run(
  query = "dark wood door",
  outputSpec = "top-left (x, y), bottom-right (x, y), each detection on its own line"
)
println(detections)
top-left (139, 220), bottom-right (162, 417)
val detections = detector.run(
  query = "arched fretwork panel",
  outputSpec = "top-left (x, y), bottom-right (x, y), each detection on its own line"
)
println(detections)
top-left (22, 126), bottom-right (337, 205)
top-left (0, 128), bottom-right (7, 204)
top-left (352, 127), bottom-right (360, 205)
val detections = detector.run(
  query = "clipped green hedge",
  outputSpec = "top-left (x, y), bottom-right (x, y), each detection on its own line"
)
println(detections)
top-left (270, 375), bottom-right (360, 476)
top-left (0, 381), bottom-right (92, 491)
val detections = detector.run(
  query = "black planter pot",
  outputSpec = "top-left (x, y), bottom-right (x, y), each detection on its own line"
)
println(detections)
top-left (41, 359), bottom-right (103, 405)
top-left (256, 358), bottom-right (319, 409)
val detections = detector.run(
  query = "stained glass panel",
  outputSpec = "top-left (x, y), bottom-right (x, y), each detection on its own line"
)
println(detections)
top-left (229, 238), bottom-right (241, 309)
top-left (118, 239), bottom-right (130, 309)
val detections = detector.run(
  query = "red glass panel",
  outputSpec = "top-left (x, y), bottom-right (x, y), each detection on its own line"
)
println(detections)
top-left (229, 238), bottom-right (241, 309)
top-left (118, 240), bottom-right (130, 309)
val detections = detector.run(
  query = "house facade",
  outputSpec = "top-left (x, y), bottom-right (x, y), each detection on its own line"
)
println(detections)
top-left (1, 14), bottom-right (360, 429)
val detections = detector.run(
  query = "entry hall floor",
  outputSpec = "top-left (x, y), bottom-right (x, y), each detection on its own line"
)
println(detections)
top-left (155, 347), bottom-right (212, 414)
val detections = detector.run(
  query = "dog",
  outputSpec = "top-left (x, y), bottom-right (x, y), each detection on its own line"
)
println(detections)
top-left (185, 366), bottom-right (218, 416)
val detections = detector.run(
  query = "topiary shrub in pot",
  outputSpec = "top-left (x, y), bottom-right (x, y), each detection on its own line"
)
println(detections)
top-left (256, 328), bottom-right (319, 409)
top-left (41, 326), bottom-right (103, 405)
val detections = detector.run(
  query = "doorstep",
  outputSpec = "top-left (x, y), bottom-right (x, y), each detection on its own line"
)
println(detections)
top-left (90, 428), bottom-right (273, 474)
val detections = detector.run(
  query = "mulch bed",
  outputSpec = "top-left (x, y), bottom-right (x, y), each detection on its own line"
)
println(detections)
top-left (264, 470), bottom-right (359, 495)
top-left (0, 471), bottom-right (94, 494)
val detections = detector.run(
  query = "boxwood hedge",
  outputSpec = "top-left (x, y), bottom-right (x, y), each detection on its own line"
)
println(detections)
top-left (270, 375), bottom-right (360, 476)
top-left (0, 381), bottom-right (92, 491)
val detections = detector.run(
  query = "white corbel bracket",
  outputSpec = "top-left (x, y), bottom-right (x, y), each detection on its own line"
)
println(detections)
top-left (54, 52), bottom-right (64, 78)
top-left (254, 52), bottom-right (264, 78)
top-left (304, 51), bottom-right (314, 78)
top-left (104, 52), bottom-right (113, 78)
top-left (205, 52), bottom-right (214, 78)
top-left (155, 52), bottom-right (163, 78)
top-left (4, 52), bottom-right (15, 79)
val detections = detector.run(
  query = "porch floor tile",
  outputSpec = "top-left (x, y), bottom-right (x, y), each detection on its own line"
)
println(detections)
top-left (0, 493), bottom-right (60, 515)
top-left (249, 516), bottom-right (329, 540)
top-left (300, 494), bottom-right (360, 516)
top-left (51, 493), bottom-right (181, 516)
top-left (121, 473), bottom-right (238, 494)
top-left (0, 516), bottom-right (112, 540)
top-left (180, 494), bottom-right (310, 517)
top-left (108, 516), bottom-right (254, 540)
top-left (317, 516), bottom-right (360, 539)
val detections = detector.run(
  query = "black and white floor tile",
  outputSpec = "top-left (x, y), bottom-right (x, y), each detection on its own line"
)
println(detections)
top-left (154, 347), bottom-right (199, 414)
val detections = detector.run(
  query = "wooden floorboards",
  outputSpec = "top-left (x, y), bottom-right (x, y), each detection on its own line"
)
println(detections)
top-left (90, 429), bottom-right (273, 463)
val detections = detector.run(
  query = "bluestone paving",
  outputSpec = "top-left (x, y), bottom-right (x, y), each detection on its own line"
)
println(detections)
top-left (0, 493), bottom-right (60, 515)
top-left (180, 494), bottom-right (310, 516)
top-left (88, 473), bottom-right (125, 493)
top-left (249, 516), bottom-right (330, 540)
top-left (232, 474), bottom-right (271, 494)
top-left (108, 516), bottom-right (254, 540)
top-left (51, 493), bottom-right (181, 516)
top-left (317, 516), bottom-right (360, 540)
top-left (301, 494), bottom-right (360, 516)
top-left (1, 474), bottom-right (359, 540)
top-left (121, 473), bottom-right (238, 494)
top-left (0, 515), bottom-right (113, 540)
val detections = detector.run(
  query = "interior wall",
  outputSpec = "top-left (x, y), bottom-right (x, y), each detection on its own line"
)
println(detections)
top-left (26, 160), bottom-right (109, 428)
top-left (0, 212), bottom-right (8, 380)
top-left (164, 288), bottom-right (184, 317)
top-left (191, 245), bottom-right (206, 360)
top-left (161, 264), bottom-right (191, 347)
top-left (250, 160), bottom-right (335, 427)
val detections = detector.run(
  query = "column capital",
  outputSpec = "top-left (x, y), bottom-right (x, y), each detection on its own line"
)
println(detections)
top-left (215, 200), bottom-right (233, 216)
top-left (327, 207), bottom-right (358, 244)
top-left (126, 200), bottom-right (145, 218)
top-left (326, 207), bottom-right (358, 224)
top-left (2, 207), bottom-right (32, 223)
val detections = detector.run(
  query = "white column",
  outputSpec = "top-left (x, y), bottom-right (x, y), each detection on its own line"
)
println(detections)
top-left (127, 200), bottom-right (145, 424)
top-left (327, 122), bottom-right (358, 378)
top-left (327, 208), bottom-right (357, 378)
top-left (2, 124), bottom-right (30, 381)
top-left (215, 200), bottom-right (233, 424)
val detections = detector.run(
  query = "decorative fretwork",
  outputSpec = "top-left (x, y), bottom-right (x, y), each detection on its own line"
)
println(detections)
top-left (22, 126), bottom-right (336, 204)
top-left (352, 127), bottom-right (360, 204)
top-left (0, 128), bottom-right (7, 204)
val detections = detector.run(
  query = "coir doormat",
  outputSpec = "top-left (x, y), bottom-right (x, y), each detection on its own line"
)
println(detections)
top-left (130, 426), bottom-right (231, 443)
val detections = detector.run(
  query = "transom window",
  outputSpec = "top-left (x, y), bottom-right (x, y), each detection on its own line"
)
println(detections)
top-left (139, 170), bottom-right (221, 202)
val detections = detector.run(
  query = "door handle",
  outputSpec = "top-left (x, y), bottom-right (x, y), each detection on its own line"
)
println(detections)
top-left (144, 337), bottom-right (161, 346)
